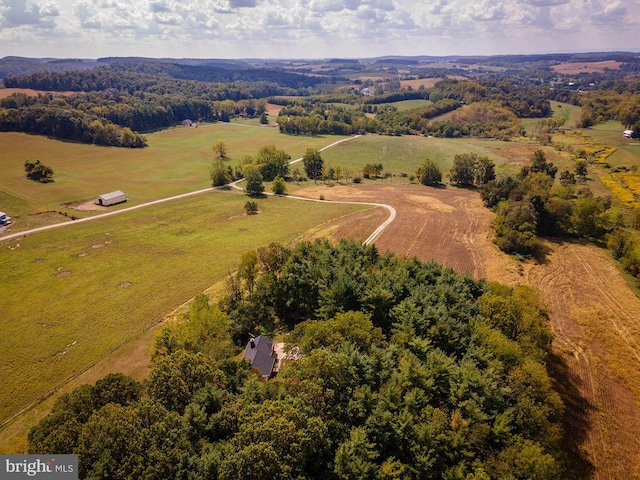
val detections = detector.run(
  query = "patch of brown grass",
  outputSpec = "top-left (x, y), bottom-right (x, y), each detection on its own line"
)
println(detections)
top-left (0, 88), bottom-right (74, 98)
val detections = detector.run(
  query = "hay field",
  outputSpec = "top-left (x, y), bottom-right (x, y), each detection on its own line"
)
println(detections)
top-left (0, 190), bottom-right (368, 429)
top-left (0, 125), bottom-right (348, 229)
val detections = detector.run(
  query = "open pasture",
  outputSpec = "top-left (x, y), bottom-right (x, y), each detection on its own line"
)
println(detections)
top-left (0, 189), bottom-right (368, 427)
top-left (374, 99), bottom-right (432, 111)
top-left (0, 125), bottom-right (348, 229)
top-left (521, 101), bottom-right (582, 132)
top-left (399, 77), bottom-right (440, 90)
top-left (317, 134), bottom-right (540, 179)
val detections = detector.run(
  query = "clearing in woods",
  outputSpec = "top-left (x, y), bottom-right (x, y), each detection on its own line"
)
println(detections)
top-left (298, 183), bottom-right (640, 479)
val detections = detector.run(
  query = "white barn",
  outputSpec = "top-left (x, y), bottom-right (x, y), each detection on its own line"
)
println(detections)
top-left (95, 190), bottom-right (126, 207)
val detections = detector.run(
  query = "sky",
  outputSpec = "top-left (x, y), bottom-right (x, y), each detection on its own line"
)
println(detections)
top-left (0, 0), bottom-right (639, 59)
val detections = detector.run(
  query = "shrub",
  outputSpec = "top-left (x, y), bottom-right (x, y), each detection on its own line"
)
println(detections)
top-left (272, 176), bottom-right (287, 195)
top-left (244, 201), bottom-right (259, 215)
top-left (24, 159), bottom-right (54, 183)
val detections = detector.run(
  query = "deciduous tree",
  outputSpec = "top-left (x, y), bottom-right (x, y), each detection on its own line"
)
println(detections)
top-left (303, 148), bottom-right (324, 182)
top-left (212, 140), bottom-right (229, 161)
top-left (416, 158), bottom-right (442, 186)
top-left (243, 164), bottom-right (265, 197)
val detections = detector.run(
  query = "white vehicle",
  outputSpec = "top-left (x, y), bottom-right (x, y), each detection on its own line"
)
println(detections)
top-left (0, 212), bottom-right (11, 225)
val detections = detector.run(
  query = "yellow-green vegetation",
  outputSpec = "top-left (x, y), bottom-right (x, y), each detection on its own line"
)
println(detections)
top-left (600, 175), bottom-right (637, 206)
top-left (0, 190), bottom-right (368, 426)
top-left (0, 125), bottom-right (348, 223)
top-left (618, 173), bottom-right (640, 198)
top-left (590, 120), bottom-right (640, 168)
top-left (552, 129), bottom-right (617, 163)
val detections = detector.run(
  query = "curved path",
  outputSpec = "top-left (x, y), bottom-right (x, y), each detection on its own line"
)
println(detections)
top-left (1, 134), bottom-right (397, 247)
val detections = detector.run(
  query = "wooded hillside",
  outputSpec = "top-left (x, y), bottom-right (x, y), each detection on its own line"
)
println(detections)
top-left (29, 240), bottom-right (563, 480)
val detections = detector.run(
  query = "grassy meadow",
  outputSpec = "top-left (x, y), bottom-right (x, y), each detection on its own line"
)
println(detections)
top-left (521, 101), bottom-right (582, 132)
top-left (0, 189), bottom-right (368, 426)
top-left (317, 134), bottom-right (531, 181)
top-left (0, 124), bottom-right (348, 227)
top-left (375, 99), bottom-right (433, 111)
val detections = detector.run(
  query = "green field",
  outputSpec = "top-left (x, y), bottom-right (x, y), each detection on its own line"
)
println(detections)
top-left (589, 120), bottom-right (640, 167)
top-left (0, 124), bottom-right (348, 226)
top-left (521, 101), bottom-right (582, 133)
top-left (374, 99), bottom-right (433, 111)
top-left (318, 134), bottom-right (522, 179)
top-left (0, 190), bottom-right (368, 426)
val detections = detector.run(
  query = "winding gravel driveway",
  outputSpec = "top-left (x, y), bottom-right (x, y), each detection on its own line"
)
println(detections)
top-left (1, 134), bottom-right (396, 245)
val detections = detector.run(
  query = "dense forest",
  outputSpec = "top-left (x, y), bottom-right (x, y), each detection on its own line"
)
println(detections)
top-left (0, 63), bottom-right (311, 146)
top-left (29, 240), bottom-right (564, 480)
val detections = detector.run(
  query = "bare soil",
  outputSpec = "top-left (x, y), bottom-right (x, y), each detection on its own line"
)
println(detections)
top-left (72, 201), bottom-right (106, 211)
top-left (298, 183), bottom-right (640, 478)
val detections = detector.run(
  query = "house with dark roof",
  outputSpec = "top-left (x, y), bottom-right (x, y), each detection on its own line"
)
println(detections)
top-left (242, 335), bottom-right (277, 379)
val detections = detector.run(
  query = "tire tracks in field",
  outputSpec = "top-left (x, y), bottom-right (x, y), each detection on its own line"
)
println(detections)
top-left (571, 246), bottom-right (640, 363)
top-left (524, 241), bottom-right (640, 478)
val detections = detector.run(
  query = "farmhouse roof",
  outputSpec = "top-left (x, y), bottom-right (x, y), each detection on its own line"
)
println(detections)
top-left (98, 190), bottom-right (126, 200)
top-left (242, 335), bottom-right (277, 379)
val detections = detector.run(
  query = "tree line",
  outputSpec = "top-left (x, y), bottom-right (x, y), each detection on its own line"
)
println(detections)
top-left (3, 61), bottom-right (321, 94)
top-left (29, 240), bottom-right (565, 479)
top-left (479, 150), bottom-right (620, 257)
top-left (0, 87), bottom-right (269, 147)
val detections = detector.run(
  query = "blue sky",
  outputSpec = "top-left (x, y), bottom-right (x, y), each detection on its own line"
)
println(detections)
top-left (0, 0), bottom-right (638, 59)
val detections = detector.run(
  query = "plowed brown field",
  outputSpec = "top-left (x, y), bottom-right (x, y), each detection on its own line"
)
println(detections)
top-left (298, 183), bottom-right (640, 479)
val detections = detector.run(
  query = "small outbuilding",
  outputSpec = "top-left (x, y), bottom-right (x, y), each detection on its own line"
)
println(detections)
top-left (624, 130), bottom-right (634, 138)
top-left (95, 190), bottom-right (126, 207)
top-left (242, 335), bottom-right (277, 379)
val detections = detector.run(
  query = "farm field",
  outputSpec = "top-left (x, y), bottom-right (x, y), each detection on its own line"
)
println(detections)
top-left (0, 125), bottom-right (348, 230)
top-left (373, 99), bottom-right (432, 111)
top-left (399, 77), bottom-right (440, 90)
top-left (295, 182), bottom-right (640, 478)
top-left (317, 134), bottom-right (559, 180)
top-left (4, 118), bottom-right (640, 478)
top-left (0, 189), bottom-right (368, 431)
top-left (551, 60), bottom-right (623, 74)
top-left (521, 101), bottom-right (582, 132)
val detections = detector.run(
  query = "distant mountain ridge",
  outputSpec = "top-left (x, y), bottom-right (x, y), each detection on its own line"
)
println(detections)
top-left (2, 51), bottom-right (639, 83)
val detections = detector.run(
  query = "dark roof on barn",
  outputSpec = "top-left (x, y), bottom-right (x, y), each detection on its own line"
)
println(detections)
top-left (242, 335), bottom-right (277, 378)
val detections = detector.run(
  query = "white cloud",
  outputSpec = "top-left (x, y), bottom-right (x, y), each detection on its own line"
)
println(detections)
top-left (0, 0), bottom-right (638, 59)
top-left (2, 0), bottom-right (58, 26)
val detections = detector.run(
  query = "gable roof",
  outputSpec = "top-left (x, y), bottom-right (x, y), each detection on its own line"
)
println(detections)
top-left (97, 190), bottom-right (126, 201)
top-left (243, 335), bottom-right (277, 379)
